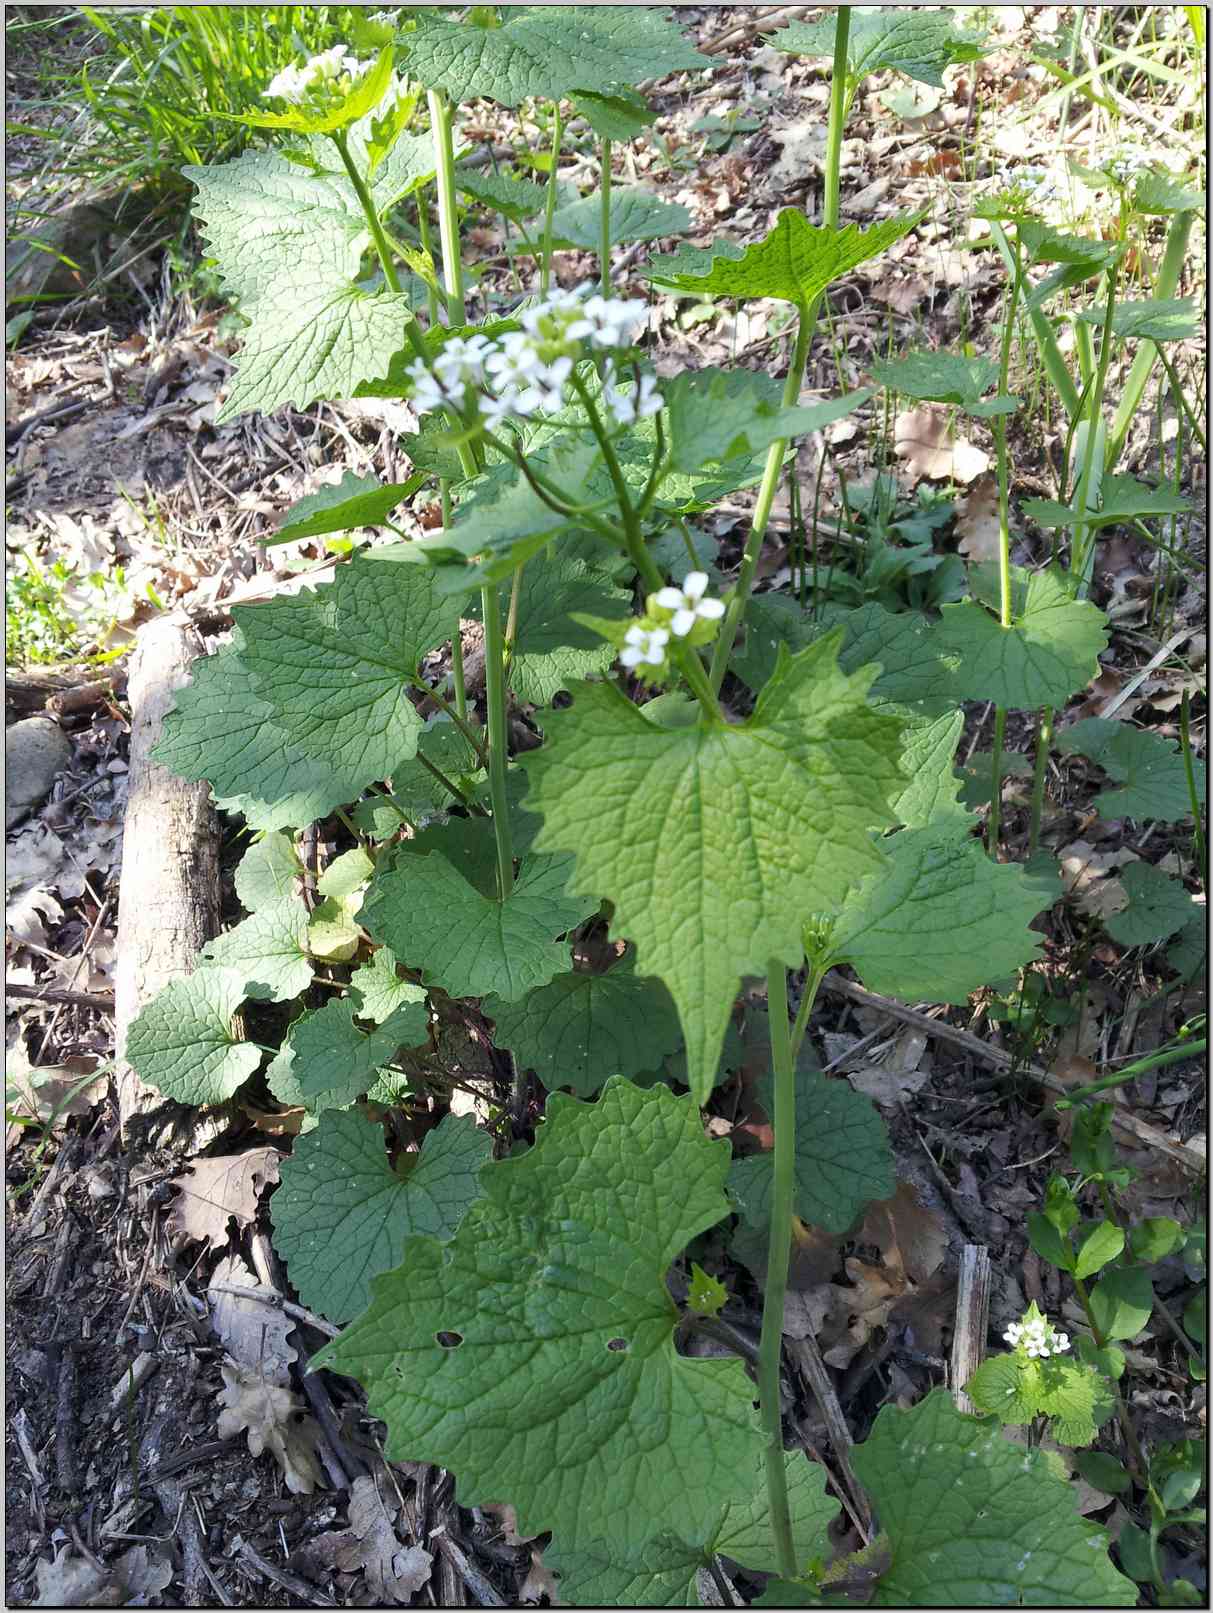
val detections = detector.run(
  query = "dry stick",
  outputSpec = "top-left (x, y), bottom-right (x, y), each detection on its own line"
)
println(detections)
top-left (950, 1246), bottom-right (992, 1414)
top-left (7, 982), bottom-right (114, 1011)
top-left (430, 1526), bottom-right (507, 1607)
top-left (205, 1282), bottom-right (340, 1339)
top-left (784, 1334), bottom-right (872, 1539)
top-left (820, 974), bottom-right (1205, 1175)
top-left (237, 1538), bottom-right (336, 1607)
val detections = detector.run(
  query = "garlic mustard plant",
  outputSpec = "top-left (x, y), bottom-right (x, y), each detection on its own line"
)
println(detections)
top-left (120, 6), bottom-right (1202, 1605)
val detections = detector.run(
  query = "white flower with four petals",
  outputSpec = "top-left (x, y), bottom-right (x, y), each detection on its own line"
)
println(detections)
top-left (653, 572), bottom-right (726, 638)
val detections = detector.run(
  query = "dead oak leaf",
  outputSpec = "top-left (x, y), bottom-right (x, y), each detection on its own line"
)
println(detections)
top-left (33, 1544), bottom-right (173, 1608)
top-left (317, 1474), bottom-right (432, 1604)
top-left (894, 402), bottom-right (989, 483)
top-left (216, 1359), bottom-right (326, 1495)
top-left (954, 472), bottom-right (1002, 561)
top-left (167, 1147), bottom-right (281, 1249)
top-left (207, 1254), bottom-right (297, 1383)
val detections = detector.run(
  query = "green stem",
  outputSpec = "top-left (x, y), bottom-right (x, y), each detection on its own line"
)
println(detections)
top-left (707, 6), bottom-right (850, 695)
top-left (990, 225), bottom-right (1080, 420)
top-left (987, 235), bottom-right (1028, 856)
top-left (439, 479), bottom-right (468, 720)
top-left (1071, 255), bottom-right (1121, 592)
top-left (599, 135), bottom-right (612, 296)
top-left (987, 705), bottom-right (1007, 857)
top-left (1156, 344), bottom-right (1207, 453)
top-left (427, 88), bottom-right (467, 325)
top-left (538, 101), bottom-right (564, 295)
top-left (1027, 704), bottom-right (1054, 855)
top-left (757, 960), bottom-right (806, 1581)
top-left (570, 371), bottom-right (656, 580)
top-left (1072, 1273), bottom-right (1157, 1493)
top-left (1180, 689), bottom-right (1206, 876)
top-left (1056, 1037), bottom-right (1207, 1107)
top-left (415, 750), bottom-right (478, 811)
top-left (409, 680), bottom-right (488, 765)
top-left (331, 129), bottom-right (426, 361)
top-left (708, 303), bottom-right (814, 693)
top-left (416, 191), bottom-right (443, 325)
top-left (1106, 209), bottom-right (1194, 467)
top-left (480, 583), bottom-right (515, 901)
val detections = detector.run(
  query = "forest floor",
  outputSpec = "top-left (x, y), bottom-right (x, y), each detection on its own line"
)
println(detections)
top-left (5, 6), bottom-right (1207, 1607)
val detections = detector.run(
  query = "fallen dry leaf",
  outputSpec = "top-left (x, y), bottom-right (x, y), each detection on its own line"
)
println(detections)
top-left (870, 270), bottom-right (931, 315)
top-left (953, 473), bottom-right (1003, 561)
top-left (894, 403), bottom-right (989, 483)
top-left (166, 1147), bottom-right (281, 1249)
top-left (216, 1359), bottom-right (327, 1496)
top-left (845, 1027), bottom-right (931, 1106)
top-left (314, 1475), bottom-right (432, 1604)
top-left (520, 1548), bottom-right (562, 1606)
top-left (33, 1543), bottom-right (173, 1608)
top-left (207, 1254), bottom-right (297, 1382)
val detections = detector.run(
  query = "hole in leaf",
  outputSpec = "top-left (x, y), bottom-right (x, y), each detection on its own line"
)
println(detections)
top-left (435, 1330), bottom-right (464, 1349)
top-left (606, 1337), bottom-right (629, 1352)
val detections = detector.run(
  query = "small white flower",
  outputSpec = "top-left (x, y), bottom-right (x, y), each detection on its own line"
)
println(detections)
top-left (434, 334), bottom-right (493, 389)
top-left (1003, 1323), bottom-right (1024, 1347)
top-left (605, 372), bottom-right (663, 426)
top-left (266, 62), bottom-right (310, 102)
top-left (485, 331), bottom-right (542, 390)
top-left (480, 387), bottom-right (523, 429)
top-left (406, 356), bottom-right (466, 415)
top-left (265, 45), bottom-right (371, 103)
top-left (519, 286), bottom-right (587, 337)
top-left (653, 571), bottom-right (726, 637)
top-left (619, 624), bottom-right (669, 669)
top-left (1052, 1332), bottom-right (1070, 1353)
top-left (568, 293), bottom-right (649, 349)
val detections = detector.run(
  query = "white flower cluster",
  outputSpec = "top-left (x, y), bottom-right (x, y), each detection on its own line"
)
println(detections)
top-left (990, 163), bottom-right (1058, 205)
top-left (405, 284), bottom-right (660, 430)
top-left (1004, 1313), bottom-right (1070, 1359)
top-left (653, 571), bottom-right (726, 637)
top-left (266, 45), bottom-right (371, 105)
top-left (1106, 147), bottom-right (1153, 185)
top-left (617, 572), bottom-right (727, 675)
top-left (620, 624), bottom-right (670, 669)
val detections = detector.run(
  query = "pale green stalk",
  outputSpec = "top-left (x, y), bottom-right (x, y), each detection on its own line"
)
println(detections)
top-left (987, 232), bottom-right (1027, 855)
top-left (1156, 344), bottom-right (1207, 453)
top-left (1106, 209), bottom-right (1194, 466)
top-left (1027, 704), bottom-right (1054, 855)
top-left (331, 129), bottom-right (427, 361)
top-left (990, 224), bottom-right (1081, 420)
top-left (538, 101), bottom-right (564, 295)
top-left (1179, 689), bottom-right (1206, 876)
top-left (1071, 255), bottom-right (1121, 593)
top-left (708, 5), bottom-right (850, 694)
top-left (428, 85), bottom-right (515, 899)
top-left (599, 136), bottom-right (612, 296)
top-left (417, 196), bottom-right (468, 718)
top-left (758, 960), bottom-right (825, 1578)
top-left (569, 372), bottom-right (721, 720)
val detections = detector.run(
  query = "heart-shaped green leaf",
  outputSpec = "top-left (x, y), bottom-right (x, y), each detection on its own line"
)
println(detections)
top-left (314, 1078), bottom-right (765, 1550)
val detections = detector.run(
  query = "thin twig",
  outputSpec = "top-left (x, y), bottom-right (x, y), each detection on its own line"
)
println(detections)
top-left (820, 974), bottom-right (1205, 1174)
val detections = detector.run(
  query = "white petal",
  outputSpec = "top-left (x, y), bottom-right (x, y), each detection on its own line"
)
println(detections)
top-left (624, 625), bottom-right (647, 646)
top-left (642, 644), bottom-right (666, 665)
top-left (619, 647), bottom-right (643, 668)
top-left (682, 571), bottom-right (709, 601)
top-left (653, 587), bottom-right (684, 611)
top-left (695, 597), bottom-right (726, 620)
top-left (670, 608), bottom-right (696, 637)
